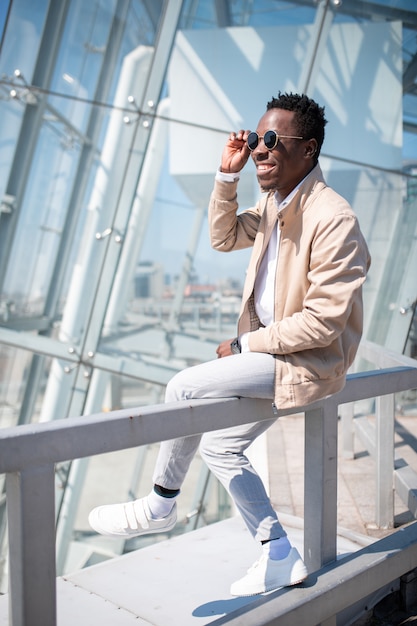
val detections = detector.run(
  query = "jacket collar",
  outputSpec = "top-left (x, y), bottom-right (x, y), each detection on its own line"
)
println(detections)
top-left (268, 163), bottom-right (327, 222)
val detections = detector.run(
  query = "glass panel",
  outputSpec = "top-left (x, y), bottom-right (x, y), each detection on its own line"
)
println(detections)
top-left (0, 0), bottom-right (49, 203)
top-left (133, 1), bottom-right (416, 363)
top-left (0, 345), bottom-right (30, 427)
top-left (0, 344), bottom-right (53, 428)
top-left (0, 0), bottom-right (161, 321)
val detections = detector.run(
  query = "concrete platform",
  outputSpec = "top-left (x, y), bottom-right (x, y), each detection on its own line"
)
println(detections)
top-left (0, 515), bottom-right (372, 626)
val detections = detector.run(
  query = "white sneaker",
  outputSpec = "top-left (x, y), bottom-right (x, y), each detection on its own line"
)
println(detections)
top-left (88, 497), bottom-right (177, 538)
top-left (230, 548), bottom-right (308, 596)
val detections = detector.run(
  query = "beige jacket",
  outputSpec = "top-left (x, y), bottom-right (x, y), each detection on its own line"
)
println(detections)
top-left (209, 164), bottom-right (371, 409)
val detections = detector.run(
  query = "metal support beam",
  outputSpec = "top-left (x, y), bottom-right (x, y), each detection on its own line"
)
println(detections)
top-left (340, 402), bottom-right (355, 459)
top-left (304, 402), bottom-right (338, 571)
top-left (6, 464), bottom-right (56, 626)
top-left (395, 462), bottom-right (417, 519)
top-left (354, 415), bottom-right (377, 458)
top-left (297, 0), bottom-right (335, 94)
top-left (376, 393), bottom-right (395, 528)
top-left (215, 0), bottom-right (232, 27)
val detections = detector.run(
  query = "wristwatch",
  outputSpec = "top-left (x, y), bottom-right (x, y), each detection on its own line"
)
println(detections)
top-left (230, 337), bottom-right (241, 354)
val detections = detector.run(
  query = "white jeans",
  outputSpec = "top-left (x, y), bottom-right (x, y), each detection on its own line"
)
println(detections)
top-left (152, 352), bottom-right (287, 542)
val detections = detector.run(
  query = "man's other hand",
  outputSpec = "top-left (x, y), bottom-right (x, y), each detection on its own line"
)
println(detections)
top-left (216, 338), bottom-right (235, 358)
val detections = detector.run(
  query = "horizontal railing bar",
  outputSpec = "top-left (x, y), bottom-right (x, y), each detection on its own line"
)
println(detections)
top-left (333, 367), bottom-right (417, 405)
top-left (0, 397), bottom-right (275, 473)
top-left (0, 366), bottom-right (416, 474)
top-left (211, 520), bottom-right (417, 626)
top-left (395, 464), bottom-right (417, 519)
top-left (358, 340), bottom-right (417, 369)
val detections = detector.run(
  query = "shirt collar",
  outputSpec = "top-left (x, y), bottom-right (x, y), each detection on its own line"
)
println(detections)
top-left (273, 170), bottom-right (311, 211)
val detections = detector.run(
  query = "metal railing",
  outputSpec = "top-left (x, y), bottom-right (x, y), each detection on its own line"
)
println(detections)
top-left (0, 341), bottom-right (417, 625)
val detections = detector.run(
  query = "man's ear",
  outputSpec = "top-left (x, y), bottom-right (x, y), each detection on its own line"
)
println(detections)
top-left (305, 139), bottom-right (318, 159)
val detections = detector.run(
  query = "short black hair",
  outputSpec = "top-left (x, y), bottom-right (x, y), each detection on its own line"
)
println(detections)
top-left (267, 92), bottom-right (327, 157)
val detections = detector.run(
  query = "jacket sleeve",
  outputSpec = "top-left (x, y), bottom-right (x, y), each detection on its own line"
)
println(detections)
top-left (248, 212), bottom-right (371, 354)
top-left (208, 179), bottom-right (262, 251)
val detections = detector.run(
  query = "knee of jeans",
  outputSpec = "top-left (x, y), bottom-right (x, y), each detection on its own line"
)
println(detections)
top-left (199, 433), bottom-right (242, 464)
top-left (199, 443), bottom-right (220, 470)
top-left (165, 372), bottom-right (189, 402)
top-left (199, 434), bottom-right (220, 465)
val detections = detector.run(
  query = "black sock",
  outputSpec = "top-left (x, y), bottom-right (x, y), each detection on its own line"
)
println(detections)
top-left (154, 484), bottom-right (180, 498)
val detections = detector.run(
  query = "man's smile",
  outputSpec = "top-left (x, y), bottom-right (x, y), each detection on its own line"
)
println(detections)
top-left (256, 163), bottom-right (276, 172)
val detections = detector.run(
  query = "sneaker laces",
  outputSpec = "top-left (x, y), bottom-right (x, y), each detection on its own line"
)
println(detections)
top-left (247, 553), bottom-right (268, 573)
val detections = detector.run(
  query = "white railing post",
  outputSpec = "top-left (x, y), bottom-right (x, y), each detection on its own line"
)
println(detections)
top-left (304, 400), bottom-right (339, 572)
top-left (376, 393), bottom-right (395, 528)
top-left (7, 464), bottom-right (56, 626)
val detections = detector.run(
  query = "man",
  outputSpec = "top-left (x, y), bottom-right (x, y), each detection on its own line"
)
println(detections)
top-left (89, 92), bottom-right (371, 596)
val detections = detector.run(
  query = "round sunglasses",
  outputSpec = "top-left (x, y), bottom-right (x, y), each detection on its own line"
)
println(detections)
top-left (247, 130), bottom-right (304, 151)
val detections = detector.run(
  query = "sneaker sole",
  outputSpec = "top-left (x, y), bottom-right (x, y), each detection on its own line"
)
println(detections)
top-left (231, 574), bottom-right (307, 597)
top-left (230, 560), bottom-right (308, 596)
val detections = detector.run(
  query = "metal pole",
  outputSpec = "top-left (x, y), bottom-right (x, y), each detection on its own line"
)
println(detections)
top-left (7, 465), bottom-right (56, 626)
top-left (376, 393), bottom-right (395, 528)
top-left (297, 0), bottom-right (335, 94)
top-left (304, 401), bottom-right (339, 571)
top-left (340, 402), bottom-right (355, 459)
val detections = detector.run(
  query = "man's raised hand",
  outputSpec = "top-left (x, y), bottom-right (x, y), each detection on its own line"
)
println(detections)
top-left (220, 130), bottom-right (251, 174)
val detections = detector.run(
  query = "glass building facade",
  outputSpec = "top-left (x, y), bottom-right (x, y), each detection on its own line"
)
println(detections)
top-left (0, 0), bottom-right (416, 581)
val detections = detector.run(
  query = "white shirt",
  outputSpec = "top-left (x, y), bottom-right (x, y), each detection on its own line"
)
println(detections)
top-left (254, 190), bottom-right (298, 326)
top-left (215, 169), bottom-right (300, 352)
